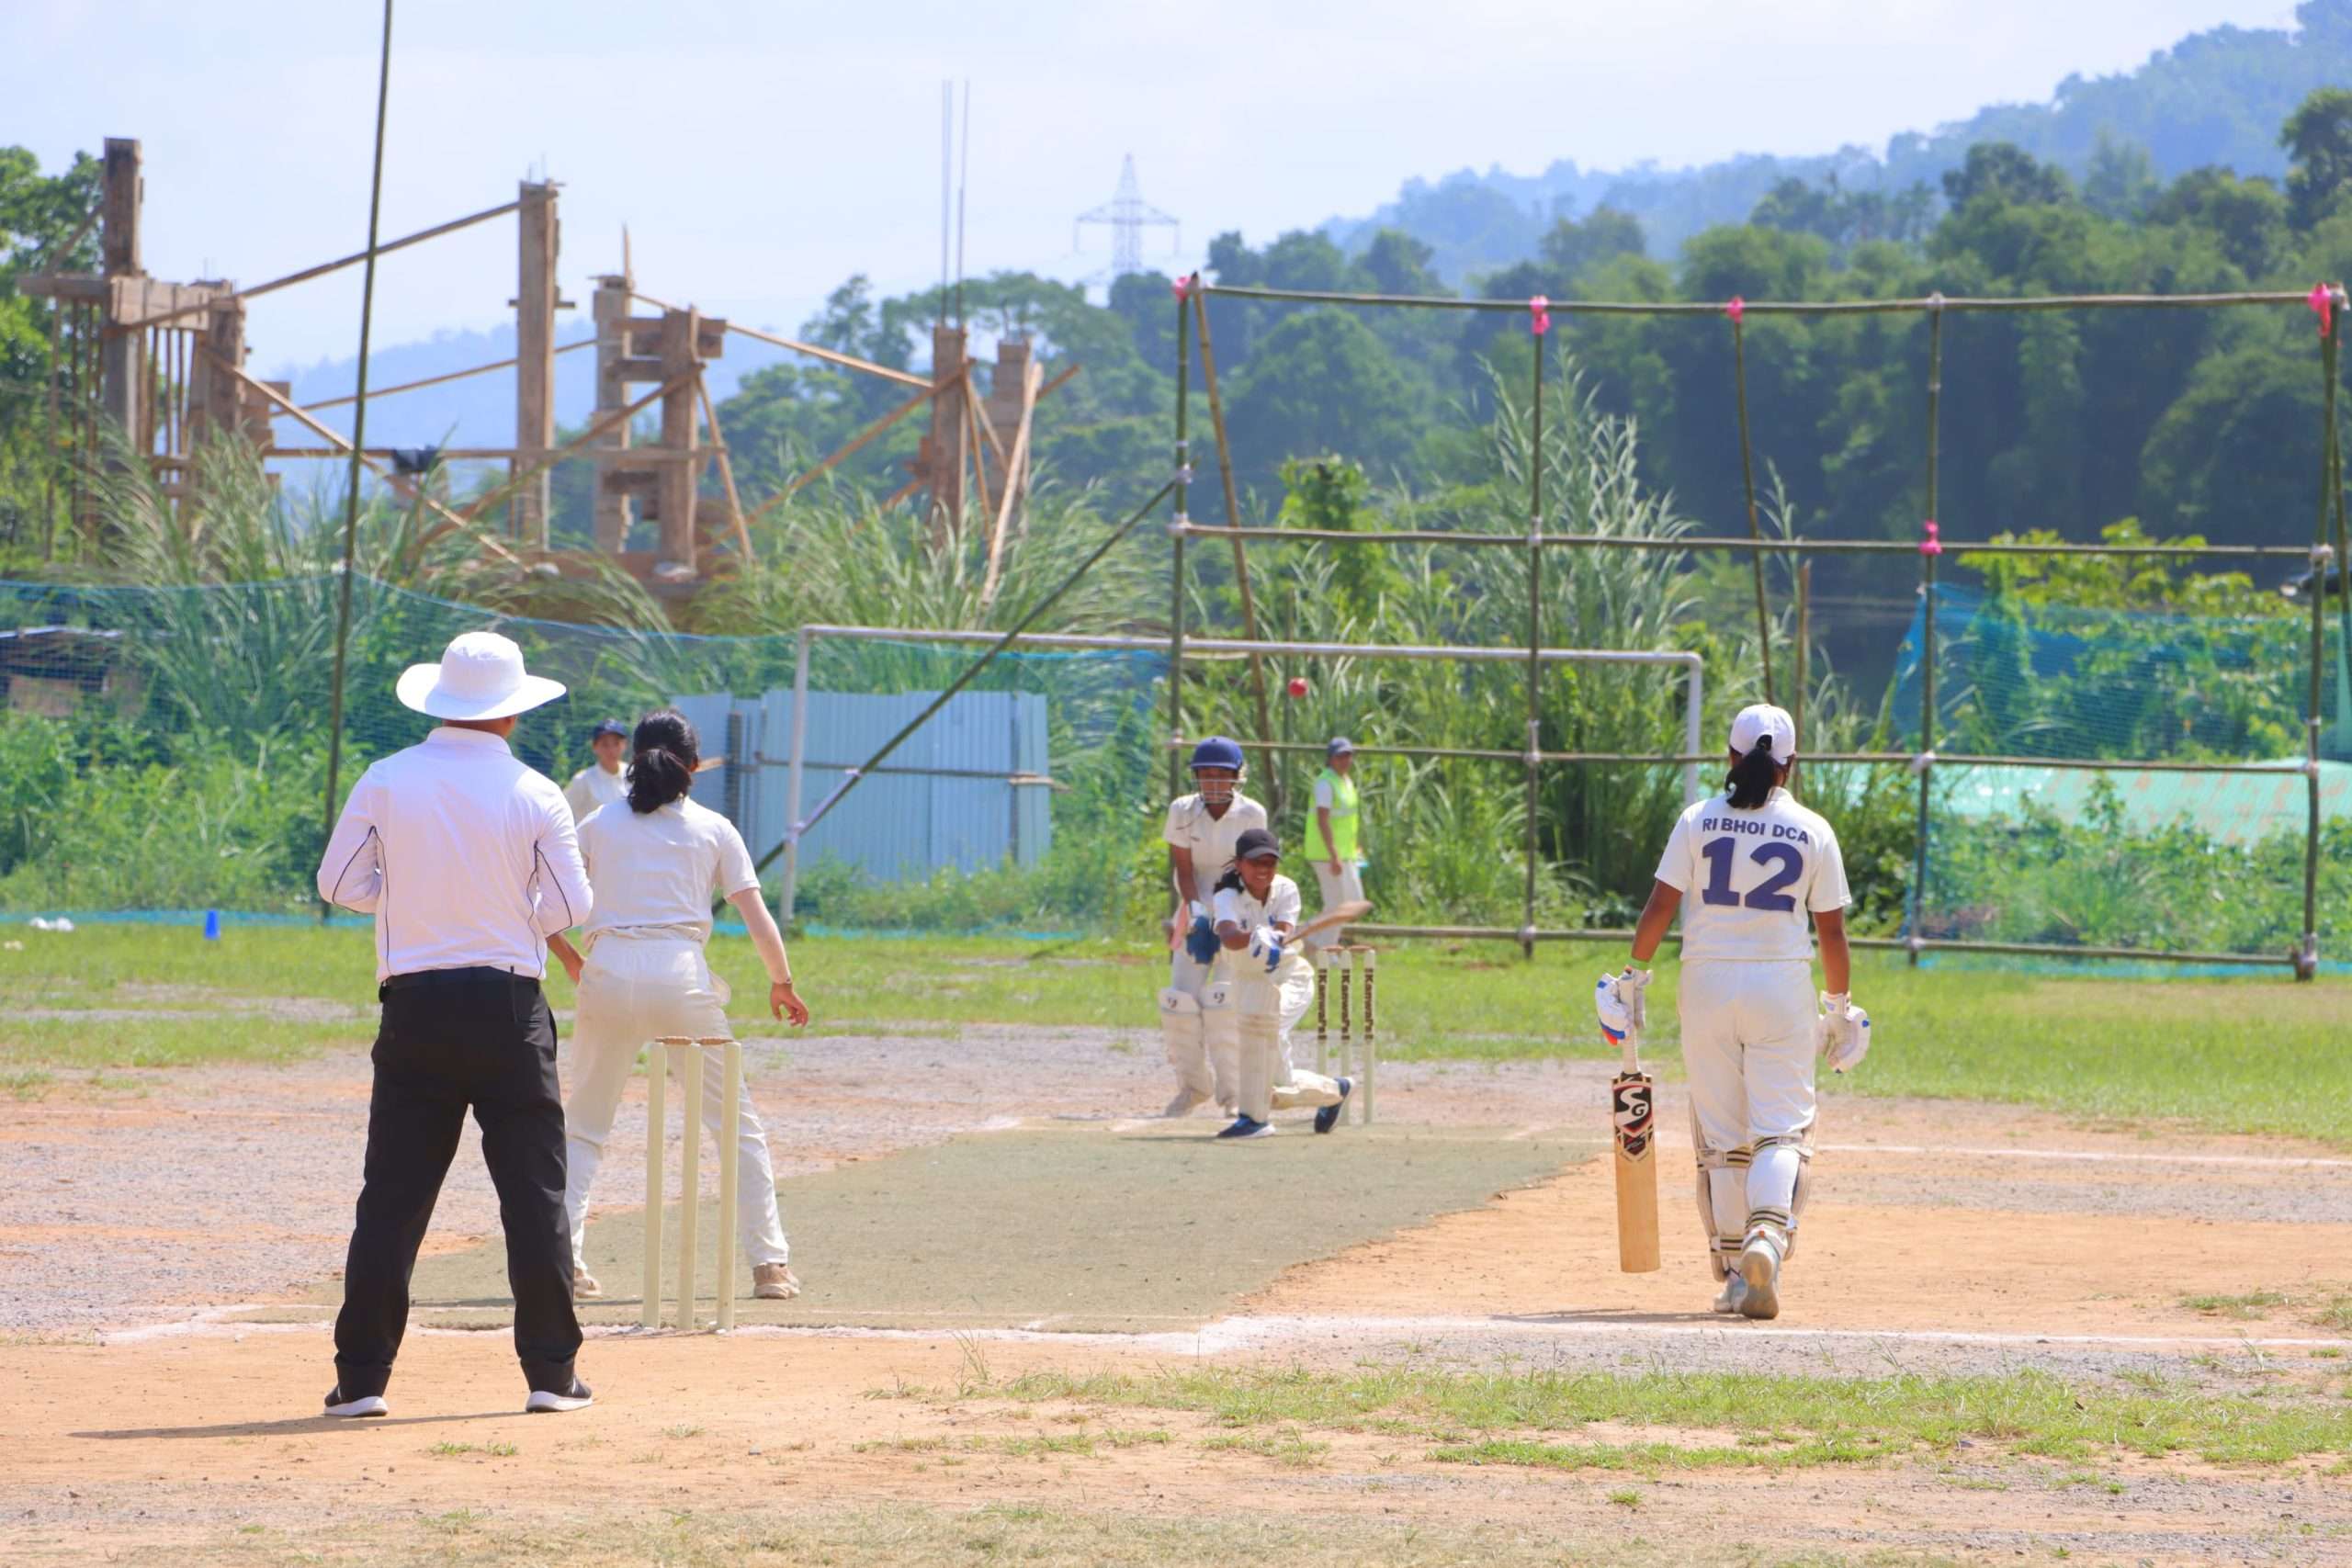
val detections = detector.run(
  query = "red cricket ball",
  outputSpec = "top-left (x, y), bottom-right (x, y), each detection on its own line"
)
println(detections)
top-left (1285, 676), bottom-right (1309, 698)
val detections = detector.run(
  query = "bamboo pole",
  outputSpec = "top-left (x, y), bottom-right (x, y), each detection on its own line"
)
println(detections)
top-left (1167, 524), bottom-right (2317, 558)
top-left (1192, 288), bottom-right (1279, 808)
top-left (1167, 277), bottom-right (1193, 797)
top-left (320, 0), bottom-right (396, 924)
top-left (1523, 321), bottom-right (1545, 960)
top-left (1199, 282), bottom-right (2324, 317)
top-left (978, 355), bottom-right (1042, 607)
top-left (962, 384), bottom-right (996, 526)
top-left (2302, 304), bottom-right (2339, 980)
top-left (751, 479), bottom-right (1179, 876)
top-left (305, 338), bottom-right (594, 411)
top-left (1729, 308), bottom-right (1773, 705)
top-left (695, 369), bottom-right (755, 566)
top-left (1909, 306), bottom-right (1944, 967)
top-left (694, 313), bottom-right (931, 390)
top-left (122, 197), bottom-right (525, 333)
top-left (453, 370), bottom-right (691, 527)
top-left (201, 346), bottom-right (520, 564)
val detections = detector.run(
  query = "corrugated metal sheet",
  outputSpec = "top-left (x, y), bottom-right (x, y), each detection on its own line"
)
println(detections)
top-left (684, 686), bottom-right (1050, 883)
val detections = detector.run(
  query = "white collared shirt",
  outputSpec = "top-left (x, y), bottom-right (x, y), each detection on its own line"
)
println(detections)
top-left (576, 795), bottom-right (760, 948)
top-left (564, 763), bottom-right (628, 823)
top-left (1161, 791), bottom-right (1268, 886)
top-left (317, 727), bottom-right (594, 982)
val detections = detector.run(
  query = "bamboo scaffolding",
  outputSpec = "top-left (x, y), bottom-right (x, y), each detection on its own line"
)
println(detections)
top-left (978, 355), bottom-right (1042, 607)
top-left (1166, 278), bottom-right (1192, 797)
top-left (305, 337), bottom-right (594, 411)
top-left (120, 197), bottom-right (524, 333)
top-left (695, 368), bottom-right (755, 566)
top-left (1191, 288), bottom-right (1280, 806)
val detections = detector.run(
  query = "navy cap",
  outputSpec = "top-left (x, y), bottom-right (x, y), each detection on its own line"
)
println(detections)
top-left (590, 718), bottom-right (628, 739)
top-left (1327, 737), bottom-right (1355, 757)
top-left (1234, 827), bottom-right (1282, 862)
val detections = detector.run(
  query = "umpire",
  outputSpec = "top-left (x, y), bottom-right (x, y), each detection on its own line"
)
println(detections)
top-left (315, 631), bottom-right (596, 1417)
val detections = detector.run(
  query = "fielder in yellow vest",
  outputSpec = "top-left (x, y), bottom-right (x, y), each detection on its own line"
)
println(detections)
top-left (1307, 737), bottom-right (1365, 951)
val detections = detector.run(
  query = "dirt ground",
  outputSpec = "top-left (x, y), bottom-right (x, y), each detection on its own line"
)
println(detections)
top-left (6, 1023), bottom-right (2352, 1563)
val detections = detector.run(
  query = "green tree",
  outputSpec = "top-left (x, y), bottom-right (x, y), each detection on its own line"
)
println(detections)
top-left (2281, 85), bottom-right (2352, 228)
top-left (2147, 165), bottom-right (2288, 276)
top-left (1537, 205), bottom-right (1645, 283)
top-left (1941, 142), bottom-right (2073, 210)
top-left (1223, 310), bottom-right (1419, 488)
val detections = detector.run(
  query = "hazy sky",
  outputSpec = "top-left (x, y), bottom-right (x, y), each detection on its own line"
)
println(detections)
top-left (6, 0), bottom-right (2300, 374)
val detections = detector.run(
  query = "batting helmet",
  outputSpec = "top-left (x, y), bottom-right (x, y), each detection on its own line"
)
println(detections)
top-left (1187, 735), bottom-right (1246, 773)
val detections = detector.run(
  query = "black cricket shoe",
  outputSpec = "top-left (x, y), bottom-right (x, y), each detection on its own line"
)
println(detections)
top-left (1313, 1078), bottom-right (1353, 1134)
top-left (1215, 1115), bottom-right (1274, 1140)
top-left (323, 1386), bottom-right (388, 1418)
top-left (526, 1379), bottom-right (595, 1414)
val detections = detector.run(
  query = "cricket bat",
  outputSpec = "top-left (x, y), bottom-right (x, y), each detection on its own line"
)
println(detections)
top-left (1611, 1029), bottom-right (1662, 1273)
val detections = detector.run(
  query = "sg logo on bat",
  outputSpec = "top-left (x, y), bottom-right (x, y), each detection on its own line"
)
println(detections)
top-left (1611, 1077), bottom-right (1654, 1158)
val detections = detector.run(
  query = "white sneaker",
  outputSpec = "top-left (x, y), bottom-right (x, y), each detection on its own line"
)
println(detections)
top-left (1711, 1274), bottom-right (1747, 1315)
top-left (753, 1263), bottom-right (801, 1300)
top-left (1737, 1232), bottom-right (1784, 1321)
top-left (525, 1379), bottom-right (594, 1414)
top-left (323, 1386), bottom-right (388, 1418)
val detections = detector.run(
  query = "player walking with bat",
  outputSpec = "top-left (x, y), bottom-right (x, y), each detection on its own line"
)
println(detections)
top-left (1593, 704), bottom-right (1871, 1319)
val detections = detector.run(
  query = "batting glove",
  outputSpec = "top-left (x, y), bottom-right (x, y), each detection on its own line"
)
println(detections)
top-left (1816, 992), bottom-right (1871, 1073)
top-left (1182, 905), bottom-right (1220, 964)
top-left (1247, 925), bottom-right (1284, 973)
top-left (1593, 966), bottom-right (1651, 1043)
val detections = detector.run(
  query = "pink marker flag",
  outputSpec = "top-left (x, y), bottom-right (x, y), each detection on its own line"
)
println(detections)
top-left (1529, 295), bottom-right (1551, 336)
top-left (2312, 283), bottom-right (2335, 337)
top-left (1172, 275), bottom-right (1192, 300)
top-left (1919, 520), bottom-right (1943, 557)
top-left (1726, 296), bottom-right (1746, 324)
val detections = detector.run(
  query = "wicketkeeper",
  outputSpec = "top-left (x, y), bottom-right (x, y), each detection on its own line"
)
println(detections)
top-left (1594, 704), bottom-right (1870, 1320)
top-left (1157, 737), bottom-right (1267, 1117)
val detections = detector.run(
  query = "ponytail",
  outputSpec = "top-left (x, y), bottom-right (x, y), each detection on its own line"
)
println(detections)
top-left (1724, 735), bottom-right (1781, 810)
top-left (1213, 865), bottom-right (1244, 895)
top-left (626, 707), bottom-right (700, 814)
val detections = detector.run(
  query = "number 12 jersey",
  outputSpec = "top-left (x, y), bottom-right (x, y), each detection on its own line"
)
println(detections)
top-left (1655, 787), bottom-right (1850, 961)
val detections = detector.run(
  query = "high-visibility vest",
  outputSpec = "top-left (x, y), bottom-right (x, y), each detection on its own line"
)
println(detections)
top-left (1314, 767), bottom-right (1360, 862)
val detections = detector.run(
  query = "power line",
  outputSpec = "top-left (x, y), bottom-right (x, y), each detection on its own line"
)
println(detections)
top-left (1074, 154), bottom-right (1179, 291)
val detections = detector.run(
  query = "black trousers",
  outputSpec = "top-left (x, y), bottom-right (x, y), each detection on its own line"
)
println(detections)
top-left (333, 969), bottom-right (582, 1399)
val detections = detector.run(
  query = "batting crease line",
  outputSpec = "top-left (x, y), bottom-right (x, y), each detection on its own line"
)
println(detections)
top-left (1815, 1144), bottom-right (2352, 1170)
top-left (92, 1304), bottom-right (2349, 1356)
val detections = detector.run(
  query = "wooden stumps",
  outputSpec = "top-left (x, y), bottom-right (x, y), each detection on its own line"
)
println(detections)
top-left (590, 271), bottom-right (634, 551)
top-left (512, 181), bottom-right (560, 547)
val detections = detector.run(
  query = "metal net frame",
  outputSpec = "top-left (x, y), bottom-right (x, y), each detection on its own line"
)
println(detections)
top-left (1159, 276), bottom-right (2352, 976)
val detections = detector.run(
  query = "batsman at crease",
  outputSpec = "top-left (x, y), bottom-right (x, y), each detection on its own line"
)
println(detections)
top-left (1594, 702), bottom-right (1871, 1321)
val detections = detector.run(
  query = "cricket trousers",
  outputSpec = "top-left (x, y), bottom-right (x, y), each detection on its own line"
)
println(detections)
top-left (334, 968), bottom-right (582, 1400)
top-left (562, 937), bottom-right (790, 1270)
top-left (1306, 861), bottom-right (1364, 952)
top-left (1233, 954), bottom-right (1345, 1122)
top-left (1677, 957), bottom-right (1818, 1273)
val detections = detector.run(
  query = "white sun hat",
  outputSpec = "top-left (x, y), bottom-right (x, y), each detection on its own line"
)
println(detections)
top-left (1727, 703), bottom-right (1796, 760)
top-left (394, 631), bottom-right (567, 721)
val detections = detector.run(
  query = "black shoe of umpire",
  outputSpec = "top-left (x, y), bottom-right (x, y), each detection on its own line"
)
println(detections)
top-left (323, 1386), bottom-right (389, 1418)
top-left (525, 1379), bottom-right (594, 1414)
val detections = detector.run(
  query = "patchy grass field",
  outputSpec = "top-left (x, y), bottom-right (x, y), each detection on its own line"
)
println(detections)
top-left (6, 925), bottom-right (2352, 1145)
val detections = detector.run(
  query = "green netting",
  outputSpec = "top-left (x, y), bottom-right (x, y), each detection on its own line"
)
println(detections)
top-left (1888, 584), bottom-right (2349, 961)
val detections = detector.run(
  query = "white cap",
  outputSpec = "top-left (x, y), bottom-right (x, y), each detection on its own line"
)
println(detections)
top-left (1727, 703), bottom-right (1796, 761)
top-left (395, 631), bottom-right (567, 721)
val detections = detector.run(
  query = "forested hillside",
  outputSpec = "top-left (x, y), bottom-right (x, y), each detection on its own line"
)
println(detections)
top-left (1327, 0), bottom-right (2352, 277)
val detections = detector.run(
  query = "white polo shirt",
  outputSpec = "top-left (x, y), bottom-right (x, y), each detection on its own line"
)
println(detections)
top-left (565, 763), bottom-right (628, 823)
top-left (575, 795), bottom-right (761, 948)
top-left (1655, 787), bottom-right (1849, 962)
top-left (317, 726), bottom-right (592, 983)
top-left (1162, 792), bottom-right (1268, 892)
